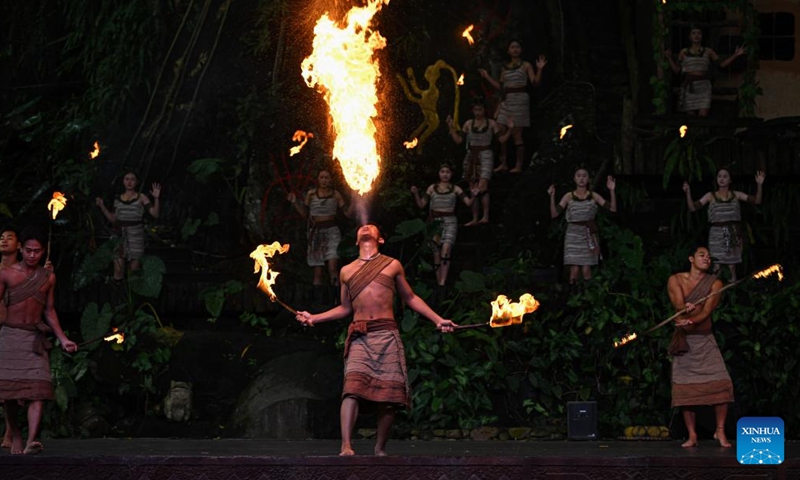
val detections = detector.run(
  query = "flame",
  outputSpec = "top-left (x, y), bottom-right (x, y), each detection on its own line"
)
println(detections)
top-left (559, 124), bottom-right (573, 140)
top-left (289, 130), bottom-right (314, 156)
top-left (614, 332), bottom-right (637, 348)
top-left (679, 125), bottom-right (688, 138)
top-left (489, 293), bottom-right (540, 328)
top-left (250, 242), bottom-right (291, 301)
top-left (89, 141), bottom-right (100, 159)
top-left (462, 25), bottom-right (475, 45)
top-left (457, 73), bottom-right (465, 86)
top-left (752, 264), bottom-right (783, 282)
top-left (47, 192), bottom-right (68, 220)
top-left (301, 0), bottom-right (388, 195)
top-left (104, 328), bottom-right (125, 344)
top-left (403, 138), bottom-right (418, 149)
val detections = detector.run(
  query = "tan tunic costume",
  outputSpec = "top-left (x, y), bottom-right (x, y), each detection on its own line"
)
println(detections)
top-left (0, 266), bottom-right (54, 401)
top-left (342, 255), bottom-right (411, 409)
top-left (670, 273), bottom-right (735, 407)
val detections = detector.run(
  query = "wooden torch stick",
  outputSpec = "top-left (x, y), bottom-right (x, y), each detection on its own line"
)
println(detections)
top-left (454, 323), bottom-right (491, 331)
top-left (274, 297), bottom-right (297, 315)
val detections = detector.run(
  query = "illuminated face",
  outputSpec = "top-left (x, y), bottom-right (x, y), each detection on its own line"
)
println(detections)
top-left (508, 41), bottom-right (522, 57)
top-left (0, 231), bottom-right (19, 255)
top-left (357, 224), bottom-right (383, 244)
top-left (690, 247), bottom-right (712, 271)
top-left (574, 169), bottom-right (590, 187)
top-left (317, 171), bottom-right (332, 188)
top-left (690, 28), bottom-right (703, 44)
top-left (21, 239), bottom-right (44, 267)
top-left (122, 173), bottom-right (138, 191)
top-left (716, 169), bottom-right (731, 188)
top-left (472, 105), bottom-right (485, 118)
top-left (438, 166), bottom-right (453, 182)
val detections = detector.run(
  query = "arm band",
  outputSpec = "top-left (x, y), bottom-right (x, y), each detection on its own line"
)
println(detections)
top-left (692, 200), bottom-right (702, 210)
top-left (601, 202), bottom-right (612, 211)
top-left (555, 204), bottom-right (564, 215)
top-left (421, 194), bottom-right (430, 202)
top-left (457, 192), bottom-right (466, 200)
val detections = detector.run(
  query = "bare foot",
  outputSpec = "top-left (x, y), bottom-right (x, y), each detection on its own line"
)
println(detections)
top-left (714, 429), bottom-right (732, 448)
top-left (464, 220), bottom-right (479, 227)
top-left (339, 446), bottom-right (355, 456)
top-left (494, 164), bottom-right (509, 173)
top-left (681, 436), bottom-right (698, 448)
top-left (24, 441), bottom-right (44, 455)
top-left (478, 218), bottom-right (489, 224)
top-left (10, 437), bottom-right (24, 455)
top-left (509, 167), bottom-right (523, 173)
top-left (1, 435), bottom-right (11, 449)
top-left (374, 448), bottom-right (388, 456)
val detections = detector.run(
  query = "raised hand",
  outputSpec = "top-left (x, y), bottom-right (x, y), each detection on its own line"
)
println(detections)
top-left (536, 55), bottom-right (547, 70)
top-left (478, 68), bottom-right (489, 79)
top-left (410, 186), bottom-right (419, 195)
top-left (606, 175), bottom-right (616, 191)
top-left (755, 170), bottom-right (766, 185)
top-left (95, 197), bottom-right (104, 207)
top-left (445, 115), bottom-right (454, 128)
top-left (664, 49), bottom-right (673, 60)
top-left (287, 192), bottom-right (297, 203)
top-left (547, 184), bottom-right (556, 197)
top-left (150, 183), bottom-right (162, 199)
top-left (734, 45), bottom-right (746, 57)
top-left (682, 181), bottom-right (691, 193)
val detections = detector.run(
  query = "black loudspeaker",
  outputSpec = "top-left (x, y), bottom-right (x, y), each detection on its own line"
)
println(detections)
top-left (567, 401), bottom-right (597, 440)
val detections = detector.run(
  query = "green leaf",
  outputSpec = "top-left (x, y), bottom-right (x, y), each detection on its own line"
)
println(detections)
top-left (79, 302), bottom-right (113, 351)
top-left (388, 218), bottom-right (426, 242)
top-left (181, 217), bottom-right (201, 240)
top-left (128, 255), bottom-right (166, 298)
top-left (454, 270), bottom-right (486, 293)
top-left (187, 158), bottom-right (224, 183)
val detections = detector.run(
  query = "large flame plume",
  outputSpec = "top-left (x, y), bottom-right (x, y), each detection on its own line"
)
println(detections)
top-left (462, 25), bottom-right (475, 45)
top-left (559, 124), bottom-right (573, 140)
top-left (250, 242), bottom-right (291, 301)
top-left (47, 192), bottom-right (67, 220)
top-left (89, 141), bottom-right (101, 159)
top-left (752, 264), bottom-right (783, 282)
top-left (489, 294), bottom-right (540, 328)
top-left (301, 0), bottom-right (388, 195)
top-left (289, 130), bottom-right (314, 156)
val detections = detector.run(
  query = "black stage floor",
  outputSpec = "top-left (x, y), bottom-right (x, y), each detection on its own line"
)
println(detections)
top-left (0, 438), bottom-right (797, 480)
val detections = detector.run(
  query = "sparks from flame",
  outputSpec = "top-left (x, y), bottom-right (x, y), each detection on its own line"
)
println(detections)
top-left (47, 192), bottom-right (67, 220)
top-left (89, 141), bottom-right (100, 159)
top-left (489, 293), bottom-right (540, 328)
top-left (614, 332), bottom-right (637, 348)
top-left (301, 0), bottom-right (388, 195)
top-left (104, 328), bottom-right (125, 344)
top-left (559, 125), bottom-right (573, 140)
top-left (250, 242), bottom-right (291, 301)
top-left (403, 138), bottom-right (418, 149)
top-left (752, 264), bottom-right (783, 282)
top-left (679, 125), bottom-right (688, 138)
top-left (462, 25), bottom-right (475, 45)
top-left (289, 130), bottom-right (314, 156)
top-left (457, 73), bottom-right (465, 86)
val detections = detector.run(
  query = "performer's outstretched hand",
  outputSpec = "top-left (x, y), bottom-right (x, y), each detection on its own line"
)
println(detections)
top-left (61, 338), bottom-right (78, 353)
top-left (296, 311), bottom-right (314, 327)
top-left (755, 170), bottom-right (766, 185)
top-left (436, 319), bottom-right (458, 333)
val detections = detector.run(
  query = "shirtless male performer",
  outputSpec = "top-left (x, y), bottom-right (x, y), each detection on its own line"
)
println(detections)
top-left (296, 224), bottom-right (458, 456)
top-left (667, 245), bottom-right (734, 448)
top-left (0, 228), bottom-right (77, 454)
top-left (0, 226), bottom-right (21, 449)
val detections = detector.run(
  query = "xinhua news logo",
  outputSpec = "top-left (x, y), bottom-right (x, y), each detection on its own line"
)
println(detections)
top-left (737, 417), bottom-right (784, 465)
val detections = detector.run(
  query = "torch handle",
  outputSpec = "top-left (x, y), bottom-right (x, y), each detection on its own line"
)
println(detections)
top-left (644, 276), bottom-right (748, 334)
top-left (454, 323), bottom-right (490, 331)
top-left (78, 334), bottom-right (107, 348)
top-left (274, 297), bottom-right (298, 315)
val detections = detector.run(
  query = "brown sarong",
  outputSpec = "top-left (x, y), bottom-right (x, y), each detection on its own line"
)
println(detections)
top-left (342, 319), bottom-right (410, 409)
top-left (345, 254), bottom-right (395, 302)
top-left (668, 273), bottom-right (717, 356)
top-left (671, 333), bottom-right (734, 407)
top-left (0, 325), bottom-right (54, 401)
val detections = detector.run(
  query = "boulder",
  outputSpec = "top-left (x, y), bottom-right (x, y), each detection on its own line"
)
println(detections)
top-left (231, 351), bottom-right (343, 439)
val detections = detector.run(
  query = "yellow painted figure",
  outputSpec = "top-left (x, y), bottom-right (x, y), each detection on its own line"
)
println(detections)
top-left (397, 59), bottom-right (461, 152)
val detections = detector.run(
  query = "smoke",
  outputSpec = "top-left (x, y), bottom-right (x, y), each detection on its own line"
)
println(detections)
top-left (353, 195), bottom-right (370, 226)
